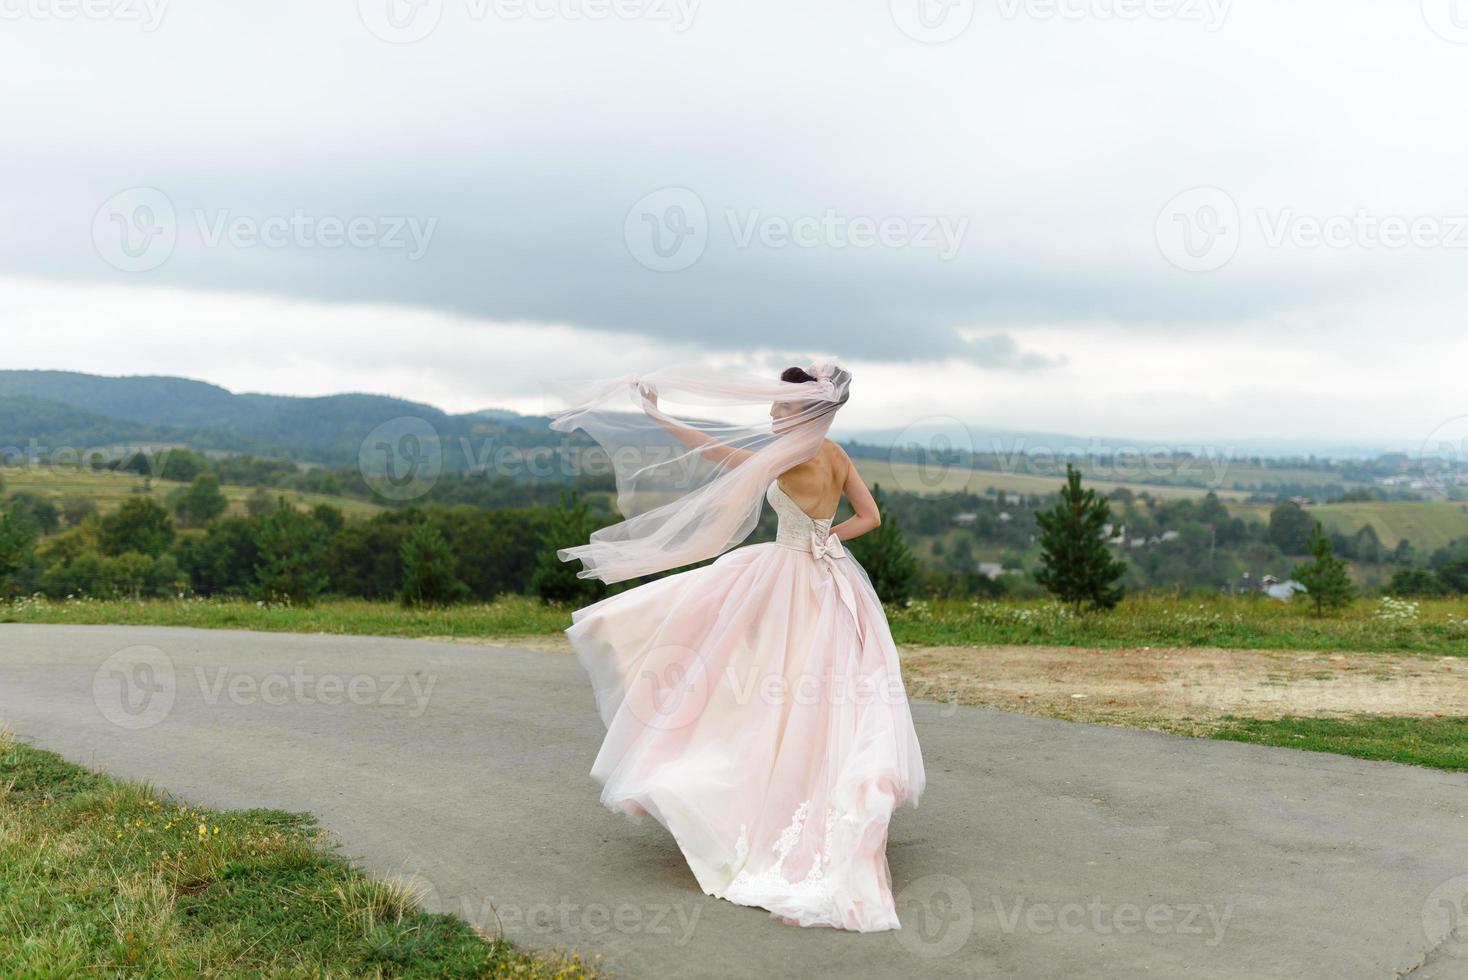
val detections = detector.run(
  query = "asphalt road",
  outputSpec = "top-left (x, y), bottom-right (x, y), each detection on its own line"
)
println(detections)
top-left (2, 624), bottom-right (1466, 979)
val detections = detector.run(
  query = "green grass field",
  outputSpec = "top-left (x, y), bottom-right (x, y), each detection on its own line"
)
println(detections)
top-left (870, 457), bottom-right (1468, 555)
top-left (1210, 715), bottom-right (1468, 771)
top-left (0, 731), bottom-right (598, 978)
top-left (1226, 498), bottom-right (1468, 553)
top-left (860, 459), bottom-right (1252, 501)
top-left (0, 594), bottom-right (569, 639)
top-left (858, 457), bottom-right (1389, 500)
top-left (855, 458), bottom-right (1468, 554)
top-left (1, 466), bottom-right (385, 520)
top-left (887, 593), bottom-right (1468, 654)
top-left (6, 592), bottom-right (1468, 656)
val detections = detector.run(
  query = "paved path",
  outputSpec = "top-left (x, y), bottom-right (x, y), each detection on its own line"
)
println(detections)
top-left (1, 624), bottom-right (1465, 979)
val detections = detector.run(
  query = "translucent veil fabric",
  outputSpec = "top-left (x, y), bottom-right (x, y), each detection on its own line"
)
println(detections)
top-left (548, 360), bottom-right (852, 583)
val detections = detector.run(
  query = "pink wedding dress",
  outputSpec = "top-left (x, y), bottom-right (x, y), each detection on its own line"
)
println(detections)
top-left (566, 479), bottom-right (926, 931)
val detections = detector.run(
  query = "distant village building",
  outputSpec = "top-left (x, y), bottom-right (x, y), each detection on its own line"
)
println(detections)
top-left (1231, 572), bottom-right (1307, 599)
top-left (952, 512), bottom-right (978, 527)
top-left (1261, 574), bottom-right (1308, 601)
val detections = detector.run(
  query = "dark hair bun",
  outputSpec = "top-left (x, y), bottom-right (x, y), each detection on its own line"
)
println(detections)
top-left (780, 366), bottom-right (817, 384)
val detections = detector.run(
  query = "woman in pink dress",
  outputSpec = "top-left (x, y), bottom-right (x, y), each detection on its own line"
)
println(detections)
top-left (549, 361), bottom-right (925, 932)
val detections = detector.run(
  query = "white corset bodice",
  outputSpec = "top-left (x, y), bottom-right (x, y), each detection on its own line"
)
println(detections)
top-left (767, 481), bottom-right (836, 552)
top-left (765, 480), bottom-right (859, 624)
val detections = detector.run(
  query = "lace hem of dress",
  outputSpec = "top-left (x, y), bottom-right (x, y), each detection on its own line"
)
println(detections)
top-left (722, 799), bottom-right (861, 922)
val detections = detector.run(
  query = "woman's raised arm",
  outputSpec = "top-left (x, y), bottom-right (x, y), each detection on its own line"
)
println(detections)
top-left (640, 384), bottom-right (754, 467)
top-left (832, 450), bottom-right (881, 542)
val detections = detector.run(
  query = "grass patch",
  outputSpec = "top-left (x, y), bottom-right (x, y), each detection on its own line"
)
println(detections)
top-left (0, 594), bottom-right (570, 640)
top-left (4, 592), bottom-right (1468, 656)
top-left (2, 465), bottom-right (385, 520)
top-left (0, 731), bottom-right (601, 978)
top-left (886, 594), bottom-right (1468, 655)
top-left (1209, 715), bottom-right (1468, 771)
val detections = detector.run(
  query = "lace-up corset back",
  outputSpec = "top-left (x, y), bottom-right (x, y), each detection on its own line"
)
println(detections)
top-left (768, 481), bottom-right (836, 551)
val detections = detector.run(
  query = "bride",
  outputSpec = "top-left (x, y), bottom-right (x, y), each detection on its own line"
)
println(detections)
top-left (549, 360), bottom-right (925, 932)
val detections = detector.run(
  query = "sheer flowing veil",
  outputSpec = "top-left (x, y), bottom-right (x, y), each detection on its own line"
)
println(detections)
top-left (548, 360), bottom-right (852, 583)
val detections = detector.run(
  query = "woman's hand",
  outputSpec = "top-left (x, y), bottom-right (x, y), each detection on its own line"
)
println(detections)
top-left (637, 382), bottom-right (753, 467)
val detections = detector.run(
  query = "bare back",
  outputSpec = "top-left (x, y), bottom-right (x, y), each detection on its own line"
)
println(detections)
top-left (775, 440), bottom-right (849, 520)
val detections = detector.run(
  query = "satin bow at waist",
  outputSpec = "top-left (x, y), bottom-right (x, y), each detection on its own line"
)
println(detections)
top-left (776, 528), bottom-right (859, 625)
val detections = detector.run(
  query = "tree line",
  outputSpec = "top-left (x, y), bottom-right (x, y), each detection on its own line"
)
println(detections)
top-left (0, 469), bottom-right (927, 609)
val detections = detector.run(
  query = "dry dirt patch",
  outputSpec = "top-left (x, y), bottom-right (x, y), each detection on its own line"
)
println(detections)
top-left (898, 644), bottom-right (1468, 727)
top-left (451, 634), bottom-right (1467, 728)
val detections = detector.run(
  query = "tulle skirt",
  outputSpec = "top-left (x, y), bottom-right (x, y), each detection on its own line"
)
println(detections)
top-left (566, 541), bottom-right (926, 932)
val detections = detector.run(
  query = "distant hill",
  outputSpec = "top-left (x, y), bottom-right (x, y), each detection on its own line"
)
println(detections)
top-left (0, 371), bottom-right (239, 427)
top-left (0, 370), bottom-right (1412, 491)
top-left (838, 421), bottom-right (1407, 460)
top-left (0, 370), bottom-right (570, 471)
top-left (0, 393), bottom-right (172, 448)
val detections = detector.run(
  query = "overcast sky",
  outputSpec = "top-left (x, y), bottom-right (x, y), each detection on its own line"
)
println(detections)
top-left (3, 0), bottom-right (1466, 449)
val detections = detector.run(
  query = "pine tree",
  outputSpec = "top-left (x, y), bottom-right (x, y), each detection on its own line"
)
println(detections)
top-left (1034, 464), bottom-right (1127, 614)
top-left (1293, 521), bottom-right (1355, 615)
top-left (848, 485), bottom-right (918, 604)
top-left (252, 502), bottom-right (329, 605)
top-left (399, 523), bottom-right (470, 608)
top-left (0, 510), bottom-right (37, 587)
top-left (529, 492), bottom-right (607, 606)
top-left (99, 496), bottom-right (175, 558)
top-left (175, 472), bottom-right (229, 527)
